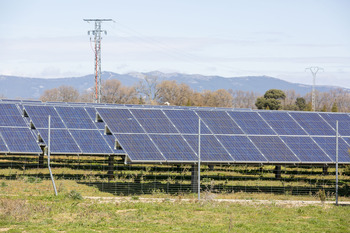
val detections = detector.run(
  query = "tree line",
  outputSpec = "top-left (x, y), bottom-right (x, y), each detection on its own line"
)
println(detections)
top-left (36, 76), bottom-right (350, 112)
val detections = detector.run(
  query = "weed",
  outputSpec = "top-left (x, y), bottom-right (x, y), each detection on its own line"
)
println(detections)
top-left (317, 189), bottom-right (326, 203)
top-left (131, 196), bottom-right (139, 200)
top-left (1, 181), bottom-right (7, 187)
top-left (67, 190), bottom-right (83, 200)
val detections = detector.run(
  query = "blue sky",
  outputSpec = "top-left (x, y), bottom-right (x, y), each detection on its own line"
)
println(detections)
top-left (1, 0), bottom-right (349, 88)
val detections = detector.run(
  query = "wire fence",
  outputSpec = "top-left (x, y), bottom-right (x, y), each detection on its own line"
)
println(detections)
top-left (0, 154), bottom-right (349, 198)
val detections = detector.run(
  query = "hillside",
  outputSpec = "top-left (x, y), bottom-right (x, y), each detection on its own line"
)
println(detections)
top-left (0, 71), bottom-right (347, 99)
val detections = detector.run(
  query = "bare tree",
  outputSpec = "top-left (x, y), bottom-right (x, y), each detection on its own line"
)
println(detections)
top-left (135, 75), bottom-right (160, 105)
top-left (229, 90), bottom-right (260, 109)
top-left (156, 80), bottom-right (193, 106)
top-left (101, 79), bottom-right (139, 104)
top-left (40, 85), bottom-right (79, 102)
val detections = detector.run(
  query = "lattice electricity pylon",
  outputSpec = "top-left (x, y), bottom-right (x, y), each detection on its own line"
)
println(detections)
top-left (305, 66), bottom-right (324, 111)
top-left (84, 19), bottom-right (113, 103)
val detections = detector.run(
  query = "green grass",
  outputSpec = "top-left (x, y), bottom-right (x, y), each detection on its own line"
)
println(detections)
top-left (0, 193), bottom-right (349, 232)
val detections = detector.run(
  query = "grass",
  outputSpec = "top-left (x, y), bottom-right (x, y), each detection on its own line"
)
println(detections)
top-left (0, 162), bottom-right (349, 232)
top-left (0, 193), bottom-right (349, 232)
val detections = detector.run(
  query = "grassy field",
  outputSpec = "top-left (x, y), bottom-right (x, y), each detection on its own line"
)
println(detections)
top-left (0, 190), bottom-right (349, 232)
top-left (1, 155), bottom-right (350, 232)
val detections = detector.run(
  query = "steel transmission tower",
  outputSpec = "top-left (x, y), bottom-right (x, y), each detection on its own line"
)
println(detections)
top-left (305, 66), bottom-right (323, 111)
top-left (84, 19), bottom-right (113, 103)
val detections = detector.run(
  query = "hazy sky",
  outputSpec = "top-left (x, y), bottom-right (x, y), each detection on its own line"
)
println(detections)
top-left (1, 0), bottom-right (349, 88)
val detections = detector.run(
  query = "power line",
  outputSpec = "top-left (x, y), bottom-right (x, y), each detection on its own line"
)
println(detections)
top-left (305, 66), bottom-right (324, 111)
top-left (84, 19), bottom-right (113, 103)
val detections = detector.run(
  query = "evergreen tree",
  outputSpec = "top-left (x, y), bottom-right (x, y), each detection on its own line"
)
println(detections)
top-left (331, 102), bottom-right (338, 112)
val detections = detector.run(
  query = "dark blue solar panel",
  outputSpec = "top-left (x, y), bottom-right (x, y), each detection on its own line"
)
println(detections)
top-left (24, 105), bottom-right (65, 128)
top-left (0, 128), bottom-right (41, 153)
top-left (115, 134), bottom-right (165, 161)
top-left (99, 130), bottom-right (125, 154)
top-left (0, 103), bottom-right (27, 127)
top-left (319, 113), bottom-right (350, 136)
top-left (289, 112), bottom-right (335, 136)
top-left (216, 135), bottom-right (267, 162)
top-left (163, 110), bottom-right (211, 134)
top-left (312, 137), bottom-right (350, 163)
top-left (130, 109), bottom-right (178, 134)
top-left (85, 107), bottom-right (104, 129)
top-left (37, 128), bottom-right (81, 154)
top-left (249, 136), bottom-right (299, 162)
top-left (280, 136), bottom-right (331, 162)
top-left (183, 135), bottom-right (233, 162)
top-left (0, 134), bottom-right (9, 152)
top-left (259, 112), bottom-right (307, 135)
top-left (228, 112), bottom-right (276, 135)
top-left (69, 130), bottom-right (112, 154)
top-left (97, 108), bottom-right (144, 133)
top-left (196, 111), bottom-right (244, 134)
top-left (55, 106), bottom-right (96, 129)
top-left (149, 135), bottom-right (197, 161)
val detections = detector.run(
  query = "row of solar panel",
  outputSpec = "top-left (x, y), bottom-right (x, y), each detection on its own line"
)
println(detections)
top-left (0, 98), bottom-right (252, 111)
top-left (0, 102), bottom-right (350, 164)
top-left (96, 108), bottom-right (350, 163)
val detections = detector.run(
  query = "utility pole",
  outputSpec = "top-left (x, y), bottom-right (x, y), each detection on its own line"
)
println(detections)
top-left (84, 19), bottom-right (113, 103)
top-left (305, 66), bottom-right (323, 111)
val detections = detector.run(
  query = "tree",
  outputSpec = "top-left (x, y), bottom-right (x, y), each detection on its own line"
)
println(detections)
top-left (331, 102), bottom-right (338, 112)
top-left (295, 97), bottom-right (307, 111)
top-left (101, 79), bottom-right (138, 104)
top-left (264, 89), bottom-right (286, 100)
top-left (255, 89), bottom-right (285, 110)
top-left (40, 85), bottom-right (79, 102)
top-left (135, 75), bottom-right (160, 105)
top-left (155, 80), bottom-right (193, 106)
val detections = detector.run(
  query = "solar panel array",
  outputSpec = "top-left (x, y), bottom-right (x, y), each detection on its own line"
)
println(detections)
top-left (0, 99), bottom-right (349, 164)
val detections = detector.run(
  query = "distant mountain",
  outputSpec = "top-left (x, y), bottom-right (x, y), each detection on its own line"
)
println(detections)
top-left (0, 71), bottom-right (348, 99)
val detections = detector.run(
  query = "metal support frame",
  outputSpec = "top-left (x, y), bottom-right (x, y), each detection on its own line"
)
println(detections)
top-left (84, 19), bottom-right (112, 103)
top-left (336, 121), bottom-right (339, 205)
top-left (48, 115), bottom-right (58, 196)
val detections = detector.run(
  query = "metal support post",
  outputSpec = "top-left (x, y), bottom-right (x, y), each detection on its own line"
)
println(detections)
top-left (336, 121), bottom-right (339, 205)
top-left (48, 115), bottom-right (58, 196)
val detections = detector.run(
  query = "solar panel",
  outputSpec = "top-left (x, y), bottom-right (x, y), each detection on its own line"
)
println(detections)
top-left (183, 135), bottom-right (233, 162)
top-left (228, 111), bottom-right (276, 135)
top-left (319, 113), bottom-right (350, 136)
top-left (0, 103), bottom-right (27, 127)
top-left (259, 112), bottom-right (307, 135)
top-left (312, 137), bottom-right (350, 163)
top-left (85, 107), bottom-right (105, 130)
top-left (97, 108), bottom-right (144, 133)
top-left (99, 130), bottom-right (125, 154)
top-left (249, 136), bottom-right (299, 162)
top-left (280, 136), bottom-right (331, 162)
top-left (24, 105), bottom-right (65, 129)
top-left (37, 128), bottom-right (81, 154)
top-left (196, 110), bottom-right (244, 134)
top-left (289, 112), bottom-right (335, 136)
top-left (163, 110), bottom-right (211, 134)
top-left (0, 127), bottom-right (41, 153)
top-left (130, 109), bottom-right (178, 134)
top-left (55, 106), bottom-right (96, 129)
top-left (0, 134), bottom-right (9, 152)
top-left (149, 135), bottom-right (198, 161)
top-left (115, 134), bottom-right (165, 161)
top-left (69, 129), bottom-right (113, 154)
top-left (216, 135), bottom-right (267, 162)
